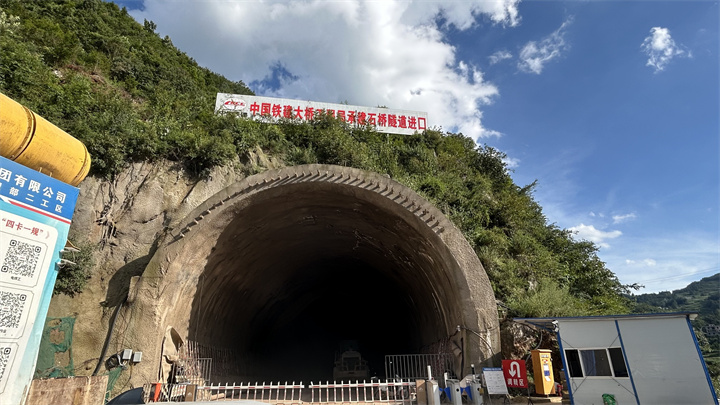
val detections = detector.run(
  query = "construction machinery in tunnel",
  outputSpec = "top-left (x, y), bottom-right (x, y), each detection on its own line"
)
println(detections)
top-left (124, 164), bottom-right (501, 386)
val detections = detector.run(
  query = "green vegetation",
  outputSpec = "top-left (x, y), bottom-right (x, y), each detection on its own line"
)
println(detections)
top-left (629, 273), bottom-right (720, 323)
top-left (629, 273), bottom-right (720, 340)
top-left (0, 0), bottom-right (252, 176)
top-left (54, 239), bottom-right (95, 297)
top-left (0, 0), bottom-right (634, 314)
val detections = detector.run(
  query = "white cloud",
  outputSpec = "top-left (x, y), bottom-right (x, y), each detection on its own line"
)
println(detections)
top-left (568, 223), bottom-right (622, 248)
top-left (518, 18), bottom-right (572, 74)
top-left (423, 1), bottom-right (521, 29)
top-left (503, 156), bottom-right (520, 169)
top-left (612, 213), bottom-right (636, 224)
top-left (130, 0), bottom-right (521, 141)
top-left (641, 27), bottom-right (691, 73)
top-left (489, 50), bottom-right (513, 65)
top-left (625, 258), bottom-right (657, 267)
top-left (604, 232), bottom-right (718, 293)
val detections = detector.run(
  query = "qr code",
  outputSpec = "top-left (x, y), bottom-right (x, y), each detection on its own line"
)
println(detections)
top-left (1, 239), bottom-right (42, 278)
top-left (0, 291), bottom-right (28, 330)
top-left (0, 346), bottom-right (11, 383)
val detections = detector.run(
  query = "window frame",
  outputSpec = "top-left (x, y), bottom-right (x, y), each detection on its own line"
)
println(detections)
top-left (564, 347), bottom-right (629, 379)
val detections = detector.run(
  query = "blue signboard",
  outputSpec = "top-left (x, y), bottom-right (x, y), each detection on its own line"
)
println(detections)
top-left (0, 156), bottom-right (79, 405)
top-left (0, 157), bottom-right (79, 223)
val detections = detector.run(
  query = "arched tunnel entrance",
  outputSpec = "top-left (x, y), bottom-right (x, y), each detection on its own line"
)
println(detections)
top-left (140, 165), bottom-right (499, 384)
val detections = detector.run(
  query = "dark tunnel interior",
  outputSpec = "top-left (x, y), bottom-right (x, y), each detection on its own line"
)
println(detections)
top-left (184, 183), bottom-right (460, 382)
top-left (246, 258), bottom-right (419, 381)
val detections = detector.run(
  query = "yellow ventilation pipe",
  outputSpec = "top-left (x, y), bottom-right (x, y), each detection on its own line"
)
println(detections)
top-left (0, 92), bottom-right (90, 186)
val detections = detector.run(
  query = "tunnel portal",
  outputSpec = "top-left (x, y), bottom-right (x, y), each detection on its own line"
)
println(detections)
top-left (142, 165), bottom-right (499, 383)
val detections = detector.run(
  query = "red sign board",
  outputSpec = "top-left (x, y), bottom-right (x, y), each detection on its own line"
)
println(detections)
top-left (215, 93), bottom-right (428, 136)
top-left (502, 360), bottom-right (528, 388)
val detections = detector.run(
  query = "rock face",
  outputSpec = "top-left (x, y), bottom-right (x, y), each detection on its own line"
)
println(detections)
top-left (47, 155), bottom-right (501, 390)
top-left (48, 156), bottom-right (272, 376)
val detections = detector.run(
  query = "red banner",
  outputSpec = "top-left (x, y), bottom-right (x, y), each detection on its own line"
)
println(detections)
top-left (502, 359), bottom-right (528, 388)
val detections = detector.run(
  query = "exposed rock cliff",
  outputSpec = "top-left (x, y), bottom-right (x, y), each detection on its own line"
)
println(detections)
top-left (47, 149), bottom-right (282, 377)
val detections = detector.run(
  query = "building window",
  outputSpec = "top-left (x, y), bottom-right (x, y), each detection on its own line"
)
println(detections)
top-left (581, 349), bottom-right (613, 376)
top-left (608, 348), bottom-right (629, 377)
top-left (564, 347), bottom-right (629, 378)
top-left (566, 349), bottom-right (583, 378)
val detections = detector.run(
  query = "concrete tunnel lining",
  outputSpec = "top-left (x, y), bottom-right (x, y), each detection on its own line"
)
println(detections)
top-left (137, 164), bottom-right (499, 382)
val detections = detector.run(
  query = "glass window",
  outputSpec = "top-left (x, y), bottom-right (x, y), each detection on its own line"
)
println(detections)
top-left (608, 347), bottom-right (629, 377)
top-left (580, 349), bottom-right (612, 376)
top-left (565, 349), bottom-right (583, 378)
top-left (565, 347), bottom-right (629, 378)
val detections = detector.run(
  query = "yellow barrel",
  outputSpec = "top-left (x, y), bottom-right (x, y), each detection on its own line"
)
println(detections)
top-left (0, 92), bottom-right (90, 186)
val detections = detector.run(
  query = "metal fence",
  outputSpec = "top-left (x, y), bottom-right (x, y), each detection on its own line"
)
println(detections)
top-left (183, 339), bottom-right (247, 379)
top-left (144, 381), bottom-right (304, 403)
top-left (143, 379), bottom-right (416, 404)
top-left (199, 381), bottom-right (305, 402)
top-left (385, 354), bottom-right (454, 381)
top-left (143, 383), bottom-right (194, 403)
top-left (169, 357), bottom-right (212, 386)
top-left (309, 379), bottom-right (416, 404)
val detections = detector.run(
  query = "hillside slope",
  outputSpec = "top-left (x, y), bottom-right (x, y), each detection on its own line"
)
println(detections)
top-left (0, 0), bottom-right (631, 316)
top-left (0, 0), bottom-right (253, 175)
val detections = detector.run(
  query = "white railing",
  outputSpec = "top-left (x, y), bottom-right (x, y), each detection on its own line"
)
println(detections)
top-left (309, 379), bottom-right (416, 404)
top-left (143, 379), bottom-right (417, 403)
top-left (198, 381), bottom-right (304, 402)
top-left (144, 381), bottom-right (304, 403)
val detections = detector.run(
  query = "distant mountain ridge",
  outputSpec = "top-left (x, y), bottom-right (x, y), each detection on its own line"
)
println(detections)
top-left (630, 273), bottom-right (720, 327)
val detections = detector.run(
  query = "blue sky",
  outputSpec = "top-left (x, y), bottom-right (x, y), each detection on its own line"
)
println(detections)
top-left (114, 0), bottom-right (719, 293)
